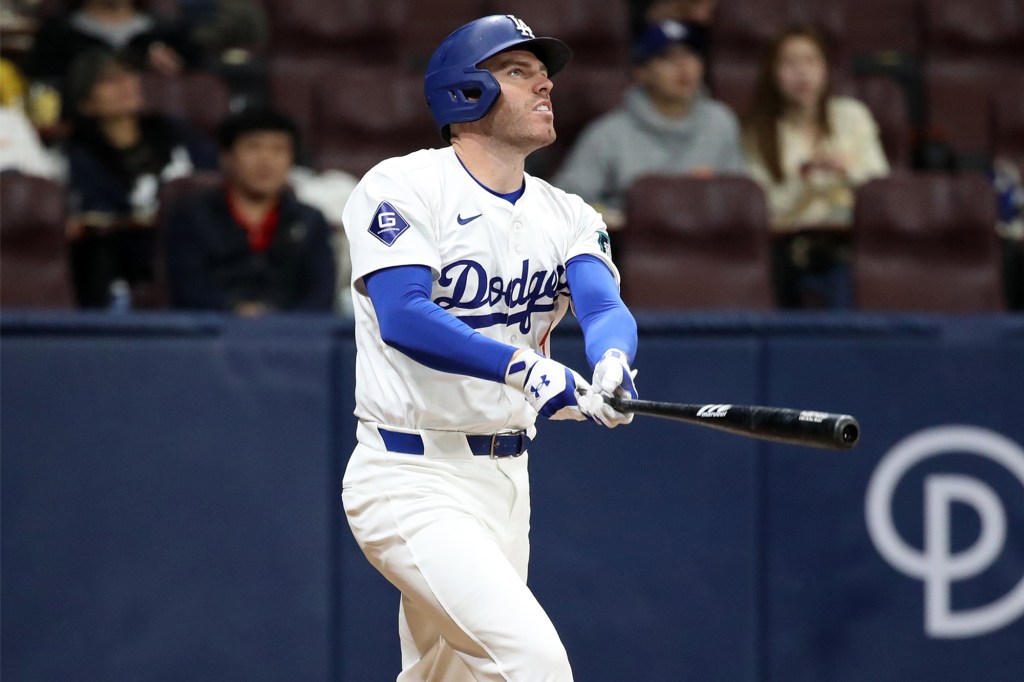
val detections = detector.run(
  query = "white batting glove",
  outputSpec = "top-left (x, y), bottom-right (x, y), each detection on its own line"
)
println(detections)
top-left (505, 350), bottom-right (593, 421)
top-left (588, 349), bottom-right (638, 428)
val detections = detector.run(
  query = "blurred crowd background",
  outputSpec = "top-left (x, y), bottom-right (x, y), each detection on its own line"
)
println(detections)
top-left (0, 0), bottom-right (1022, 315)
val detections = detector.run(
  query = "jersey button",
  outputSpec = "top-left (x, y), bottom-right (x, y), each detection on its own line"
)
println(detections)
top-left (510, 334), bottom-right (519, 342)
top-left (514, 246), bottom-right (522, 254)
top-left (513, 222), bottom-right (522, 231)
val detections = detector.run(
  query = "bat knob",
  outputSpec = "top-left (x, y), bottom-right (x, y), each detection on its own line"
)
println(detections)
top-left (835, 416), bottom-right (860, 448)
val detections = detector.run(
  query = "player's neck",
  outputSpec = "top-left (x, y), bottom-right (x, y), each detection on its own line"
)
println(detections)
top-left (451, 137), bottom-right (526, 194)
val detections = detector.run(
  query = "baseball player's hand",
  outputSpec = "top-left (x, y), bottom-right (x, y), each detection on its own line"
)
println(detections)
top-left (588, 349), bottom-right (638, 428)
top-left (505, 350), bottom-right (592, 421)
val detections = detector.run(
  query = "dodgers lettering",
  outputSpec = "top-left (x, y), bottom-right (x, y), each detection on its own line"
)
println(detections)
top-left (435, 259), bottom-right (566, 333)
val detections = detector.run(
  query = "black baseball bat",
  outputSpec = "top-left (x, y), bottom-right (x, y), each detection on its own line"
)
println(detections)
top-left (604, 396), bottom-right (860, 450)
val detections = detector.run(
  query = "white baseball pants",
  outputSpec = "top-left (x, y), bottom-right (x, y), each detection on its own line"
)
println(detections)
top-left (342, 436), bottom-right (574, 682)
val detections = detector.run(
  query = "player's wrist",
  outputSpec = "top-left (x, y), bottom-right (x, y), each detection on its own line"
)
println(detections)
top-left (505, 349), bottom-right (544, 390)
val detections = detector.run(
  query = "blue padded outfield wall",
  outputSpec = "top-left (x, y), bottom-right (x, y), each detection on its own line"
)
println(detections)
top-left (2, 312), bottom-right (1023, 681)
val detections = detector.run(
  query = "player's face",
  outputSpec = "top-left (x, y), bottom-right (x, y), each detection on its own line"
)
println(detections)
top-left (635, 44), bottom-right (704, 108)
top-left (79, 63), bottom-right (143, 119)
top-left (774, 36), bottom-right (828, 110)
top-left (476, 50), bottom-right (556, 152)
top-left (222, 131), bottom-right (294, 200)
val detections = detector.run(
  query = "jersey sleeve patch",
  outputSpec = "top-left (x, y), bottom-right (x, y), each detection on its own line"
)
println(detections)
top-left (368, 201), bottom-right (411, 246)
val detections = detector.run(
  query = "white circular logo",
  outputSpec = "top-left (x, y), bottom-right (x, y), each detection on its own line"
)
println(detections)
top-left (865, 425), bottom-right (1024, 638)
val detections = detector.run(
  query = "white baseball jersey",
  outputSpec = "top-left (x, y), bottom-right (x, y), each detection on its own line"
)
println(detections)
top-left (342, 146), bottom-right (618, 436)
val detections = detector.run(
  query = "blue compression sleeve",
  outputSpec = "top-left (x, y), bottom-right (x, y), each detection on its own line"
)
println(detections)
top-left (364, 265), bottom-right (516, 383)
top-left (567, 254), bottom-right (638, 367)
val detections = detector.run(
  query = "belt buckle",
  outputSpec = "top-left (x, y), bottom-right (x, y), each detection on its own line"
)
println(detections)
top-left (489, 434), bottom-right (499, 459)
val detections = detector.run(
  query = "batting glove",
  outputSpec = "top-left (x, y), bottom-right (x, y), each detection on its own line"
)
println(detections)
top-left (588, 349), bottom-right (638, 428)
top-left (505, 350), bottom-right (592, 421)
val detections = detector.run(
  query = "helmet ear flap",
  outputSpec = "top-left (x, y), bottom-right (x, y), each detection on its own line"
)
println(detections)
top-left (426, 69), bottom-right (502, 141)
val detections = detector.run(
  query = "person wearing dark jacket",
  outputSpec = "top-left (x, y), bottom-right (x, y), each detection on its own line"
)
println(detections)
top-left (165, 109), bottom-right (337, 314)
top-left (64, 48), bottom-right (217, 307)
top-left (24, 0), bottom-right (200, 84)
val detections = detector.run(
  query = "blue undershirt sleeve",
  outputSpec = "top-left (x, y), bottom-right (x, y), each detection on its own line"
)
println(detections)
top-left (364, 265), bottom-right (516, 383)
top-left (566, 254), bottom-right (638, 368)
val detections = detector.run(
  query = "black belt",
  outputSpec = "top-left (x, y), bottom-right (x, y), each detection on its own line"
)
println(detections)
top-left (378, 428), bottom-right (528, 458)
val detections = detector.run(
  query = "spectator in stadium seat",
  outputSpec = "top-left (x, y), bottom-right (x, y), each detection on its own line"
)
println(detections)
top-left (63, 48), bottom-right (217, 307)
top-left (24, 0), bottom-right (200, 86)
top-left (629, 0), bottom-right (719, 36)
top-left (742, 26), bottom-right (889, 308)
top-left (553, 19), bottom-right (743, 228)
top-left (164, 109), bottom-right (337, 315)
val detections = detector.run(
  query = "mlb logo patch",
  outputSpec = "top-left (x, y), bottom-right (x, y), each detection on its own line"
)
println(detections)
top-left (368, 201), bottom-right (410, 246)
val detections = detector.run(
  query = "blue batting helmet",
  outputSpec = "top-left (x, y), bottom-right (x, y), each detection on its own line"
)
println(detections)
top-left (424, 15), bottom-right (572, 142)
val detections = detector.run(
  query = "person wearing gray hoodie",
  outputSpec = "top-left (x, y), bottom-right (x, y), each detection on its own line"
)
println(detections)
top-left (553, 20), bottom-right (744, 227)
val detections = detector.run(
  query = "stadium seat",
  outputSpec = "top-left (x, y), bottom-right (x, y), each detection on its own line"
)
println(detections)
top-left (145, 171), bottom-right (226, 309)
top-left (712, 0), bottom-right (790, 67)
top-left (839, 0), bottom-right (924, 57)
top-left (268, 55), bottom-right (337, 162)
top-left (923, 61), bottom-right (1020, 168)
top-left (708, 60), bottom-right (759, 120)
top-left (852, 173), bottom-right (1005, 311)
top-left (620, 175), bottom-right (775, 310)
top-left (992, 73), bottom-right (1024, 165)
top-left (839, 75), bottom-right (913, 169)
top-left (923, 0), bottom-right (1022, 62)
top-left (264, 0), bottom-right (405, 63)
top-left (311, 65), bottom-right (438, 177)
top-left (395, 0), bottom-right (486, 69)
top-left (140, 72), bottom-right (232, 137)
top-left (0, 172), bottom-right (75, 309)
top-left (787, 0), bottom-right (849, 64)
top-left (498, 0), bottom-right (630, 66)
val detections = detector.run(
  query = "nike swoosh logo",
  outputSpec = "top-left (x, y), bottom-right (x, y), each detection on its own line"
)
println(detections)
top-left (457, 213), bottom-right (482, 225)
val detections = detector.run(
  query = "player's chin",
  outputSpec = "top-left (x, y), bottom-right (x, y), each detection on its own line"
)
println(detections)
top-left (530, 123), bottom-right (557, 148)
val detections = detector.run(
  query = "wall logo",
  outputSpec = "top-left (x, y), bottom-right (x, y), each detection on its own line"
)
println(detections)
top-left (865, 425), bottom-right (1024, 638)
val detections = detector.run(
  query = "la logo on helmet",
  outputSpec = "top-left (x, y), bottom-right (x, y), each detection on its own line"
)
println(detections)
top-left (506, 15), bottom-right (535, 38)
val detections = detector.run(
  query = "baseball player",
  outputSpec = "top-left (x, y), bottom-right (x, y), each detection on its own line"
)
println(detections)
top-left (341, 15), bottom-right (638, 681)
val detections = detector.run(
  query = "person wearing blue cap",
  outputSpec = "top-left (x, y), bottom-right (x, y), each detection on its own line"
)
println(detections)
top-left (553, 19), bottom-right (744, 228)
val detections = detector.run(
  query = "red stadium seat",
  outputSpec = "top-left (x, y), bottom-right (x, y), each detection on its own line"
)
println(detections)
top-left (923, 0), bottom-right (1023, 62)
top-left (268, 55), bottom-right (336, 159)
top-left (924, 61), bottom-right (1020, 167)
top-left (713, 0), bottom-right (790, 67)
top-left (496, 0), bottom-right (630, 66)
top-left (395, 0), bottom-right (486, 69)
top-left (0, 172), bottom-right (75, 309)
top-left (852, 173), bottom-right (1005, 311)
top-left (311, 65), bottom-right (439, 177)
top-left (145, 171), bottom-right (226, 309)
top-left (708, 60), bottom-right (759, 120)
top-left (264, 0), bottom-right (405, 63)
top-left (621, 175), bottom-right (775, 310)
top-left (992, 71), bottom-right (1024, 166)
top-left (140, 72), bottom-right (232, 138)
top-left (839, 0), bottom-right (924, 57)
top-left (838, 76), bottom-right (914, 169)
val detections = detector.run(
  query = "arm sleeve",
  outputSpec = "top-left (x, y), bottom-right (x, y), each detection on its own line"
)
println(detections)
top-left (566, 254), bottom-right (638, 368)
top-left (845, 99), bottom-right (891, 185)
top-left (365, 265), bottom-right (517, 383)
